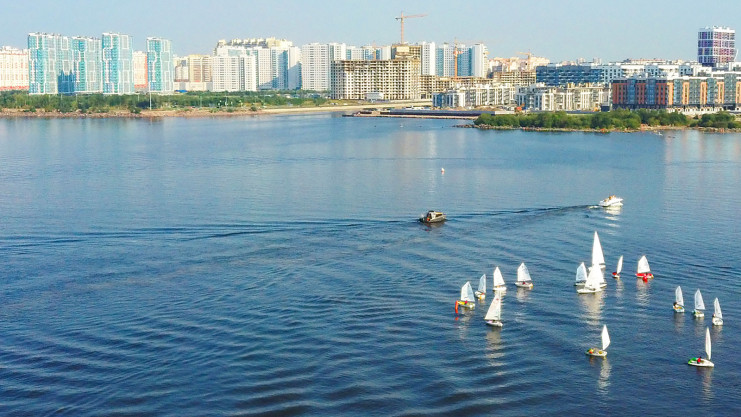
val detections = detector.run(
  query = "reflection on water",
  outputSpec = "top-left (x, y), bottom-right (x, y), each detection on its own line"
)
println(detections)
top-left (636, 279), bottom-right (651, 307)
top-left (456, 307), bottom-right (475, 339)
top-left (515, 287), bottom-right (531, 302)
top-left (700, 367), bottom-right (714, 404)
top-left (597, 358), bottom-right (611, 394)
top-left (614, 276), bottom-right (624, 297)
top-left (673, 311), bottom-right (685, 333)
top-left (578, 291), bottom-right (606, 324)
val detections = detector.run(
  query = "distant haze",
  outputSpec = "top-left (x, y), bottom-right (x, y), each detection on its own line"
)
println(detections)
top-left (2, 0), bottom-right (739, 62)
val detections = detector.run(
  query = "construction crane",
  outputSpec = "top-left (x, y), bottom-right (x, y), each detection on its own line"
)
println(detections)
top-left (518, 51), bottom-right (534, 71)
top-left (395, 12), bottom-right (427, 44)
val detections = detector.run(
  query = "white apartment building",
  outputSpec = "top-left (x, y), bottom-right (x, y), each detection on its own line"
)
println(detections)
top-left (133, 51), bottom-right (147, 91)
top-left (0, 46), bottom-right (29, 91)
top-left (419, 42), bottom-right (436, 75)
top-left (301, 42), bottom-right (347, 91)
top-left (211, 54), bottom-right (257, 92)
top-left (433, 83), bottom-right (516, 108)
top-left (515, 83), bottom-right (610, 111)
top-left (330, 56), bottom-right (421, 100)
top-left (470, 44), bottom-right (488, 78)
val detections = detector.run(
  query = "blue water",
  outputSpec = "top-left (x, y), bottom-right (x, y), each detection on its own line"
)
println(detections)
top-left (0, 115), bottom-right (740, 416)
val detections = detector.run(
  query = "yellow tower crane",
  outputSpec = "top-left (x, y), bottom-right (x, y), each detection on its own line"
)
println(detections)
top-left (395, 12), bottom-right (427, 44)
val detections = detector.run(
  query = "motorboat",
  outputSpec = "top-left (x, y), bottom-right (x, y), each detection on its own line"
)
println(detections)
top-left (419, 210), bottom-right (446, 224)
top-left (598, 195), bottom-right (623, 208)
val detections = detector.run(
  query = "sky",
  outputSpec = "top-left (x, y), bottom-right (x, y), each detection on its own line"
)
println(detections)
top-left (2, 0), bottom-right (741, 62)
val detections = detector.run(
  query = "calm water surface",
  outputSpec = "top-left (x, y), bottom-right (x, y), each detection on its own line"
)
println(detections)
top-left (0, 115), bottom-right (740, 416)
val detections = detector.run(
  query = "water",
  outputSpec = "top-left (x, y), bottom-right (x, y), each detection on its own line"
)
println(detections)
top-left (0, 115), bottom-right (740, 416)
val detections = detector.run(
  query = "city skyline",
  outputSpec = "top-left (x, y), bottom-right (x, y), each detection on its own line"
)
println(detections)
top-left (2, 0), bottom-right (741, 62)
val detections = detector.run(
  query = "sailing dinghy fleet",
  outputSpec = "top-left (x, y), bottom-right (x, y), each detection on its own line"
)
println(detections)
top-left (452, 228), bottom-right (726, 367)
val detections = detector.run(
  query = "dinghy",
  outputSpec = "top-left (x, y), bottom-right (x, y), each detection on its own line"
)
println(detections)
top-left (693, 289), bottom-right (705, 318)
top-left (574, 262), bottom-right (587, 287)
top-left (611, 255), bottom-right (623, 278)
top-left (577, 264), bottom-right (605, 294)
top-left (635, 255), bottom-right (653, 279)
top-left (455, 281), bottom-right (476, 312)
top-left (592, 231), bottom-right (605, 270)
top-left (484, 295), bottom-right (503, 327)
top-left (688, 327), bottom-right (714, 367)
top-left (492, 267), bottom-right (506, 293)
top-left (586, 325), bottom-right (610, 357)
top-left (712, 298), bottom-right (723, 326)
top-left (673, 286), bottom-right (685, 313)
top-left (514, 263), bottom-right (533, 289)
top-left (474, 274), bottom-right (487, 300)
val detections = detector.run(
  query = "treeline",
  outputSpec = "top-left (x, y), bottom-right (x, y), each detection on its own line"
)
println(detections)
top-left (474, 109), bottom-right (740, 130)
top-left (0, 90), bottom-right (328, 113)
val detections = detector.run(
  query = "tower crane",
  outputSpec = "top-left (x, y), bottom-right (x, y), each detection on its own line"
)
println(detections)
top-left (395, 12), bottom-right (427, 44)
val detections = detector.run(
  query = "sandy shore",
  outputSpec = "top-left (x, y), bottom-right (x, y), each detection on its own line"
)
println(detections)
top-left (0, 101), bottom-right (432, 119)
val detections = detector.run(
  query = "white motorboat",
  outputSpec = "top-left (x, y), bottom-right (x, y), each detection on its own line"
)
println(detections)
top-left (474, 274), bottom-right (487, 300)
top-left (514, 263), bottom-right (533, 289)
top-left (492, 266), bottom-right (506, 293)
top-left (484, 295), bottom-right (503, 327)
top-left (712, 298), bottom-right (723, 326)
top-left (673, 286), bottom-right (685, 313)
top-left (693, 289), bottom-right (705, 318)
top-left (419, 210), bottom-right (446, 224)
top-left (688, 328), bottom-right (714, 367)
top-left (586, 325), bottom-right (610, 357)
top-left (598, 195), bottom-right (623, 207)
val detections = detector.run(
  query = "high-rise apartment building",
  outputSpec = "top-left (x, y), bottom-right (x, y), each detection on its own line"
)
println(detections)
top-left (331, 45), bottom-right (421, 100)
top-left (419, 42), bottom-right (436, 76)
top-left (211, 54), bottom-right (257, 92)
top-left (698, 26), bottom-right (736, 67)
top-left (146, 37), bottom-right (173, 93)
top-left (71, 36), bottom-right (101, 93)
top-left (28, 33), bottom-right (73, 94)
top-left (301, 43), bottom-right (346, 91)
top-left (101, 33), bottom-right (133, 94)
top-left (132, 50), bottom-right (147, 91)
top-left (0, 46), bottom-right (29, 91)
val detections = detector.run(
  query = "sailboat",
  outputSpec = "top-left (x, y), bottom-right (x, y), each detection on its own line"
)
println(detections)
top-left (611, 255), bottom-right (623, 278)
top-left (474, 274), bottom-right (487, 300)
top-left (693, 289), bottom-right (705, 318)
top-left (574, 262), bottom-right (588, 286)
top-left (484, 295), bottom-right (503, 327)
top-left (688, 327), bottom-right (714, 367)
top-left (586, 325), bottom-right (610, 357)
top-left (635, 255), bottom-right (653, 279)
top-left (515, 263), bottom-right (533, 289)
top-left (673, 286), bottom-right (685, 313)
top-left (456, 281), bottom-right (476, 312)
top-left (592, 231), bottom-right (605, 270)
top-left (712, 298), bottom-right (723, 326)
top-left (492, 267), bottom-right (506, 293)
top-left (577, 264), bottom-right (605, 294)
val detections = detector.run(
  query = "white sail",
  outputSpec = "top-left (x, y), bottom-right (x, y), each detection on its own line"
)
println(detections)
top-left (637, 255), bottom-right (651, 274)
top-left (584, 264), bottom-right (604, 292)
top-left (714, 298), bottom-right (722, 320)
top-left (461, 281), bottom-right (475, 302)
top-left (601, 325), bottom-right (610, 351)
top-left (694, 289), bottom-right (705, 311)
top-left (493, 267), bottom-right (505, 287)
top-left (616, 255), bottom-right (623, 274)
top-left (705, 327), bottom-right (712, 360)
top-left (484, 296), bottom-right (502, 321)
top-left (592, 231), bottom-right (605, 266)
top-left (477, 274), bottom-right (487, 293)
top-left (517, 263), bottom-right (532, 283)
top-left (575, 262), bottom-right (587, 285)
top-left (675, 286), bottom-right (684, 306)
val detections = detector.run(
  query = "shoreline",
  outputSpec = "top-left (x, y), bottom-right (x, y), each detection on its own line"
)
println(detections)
top-left (459, 124), bottom-right (740, 133)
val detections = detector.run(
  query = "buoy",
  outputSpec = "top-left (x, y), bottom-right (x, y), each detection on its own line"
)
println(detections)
top-left (441, 168), bottom-right (445, 174)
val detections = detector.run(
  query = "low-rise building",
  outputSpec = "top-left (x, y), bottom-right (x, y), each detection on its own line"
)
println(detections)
top-left (516, 83), bottom-right (610, 111)
top-left (611, 73), bottom-right (741, 110)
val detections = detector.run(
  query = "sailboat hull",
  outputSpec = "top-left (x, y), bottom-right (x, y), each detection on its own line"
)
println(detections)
top-left (492, 286), bottom-right (507, 294)
top-left (485, 320), bottom-right (503, 327)
top-left (693, 310), bottom-right (704, 318)
top-left (515, 282), bottom-right (533, 289)
top-left (611, 272), bottom-right (620, 279)
top-left (586, 349), bottom-right (607, 357)
top-left (688, 358), bottom-right (714, 367)
top-left (577, 287), bottom-right (603, 294)
top-left (456, 300), bottom-right (475, 309)
top-left (673, 305), bottom-right (685, 313)
top-left (712, 317), bottom-right (723, 326)
top-left (475, 291), bottom-right (486, 300)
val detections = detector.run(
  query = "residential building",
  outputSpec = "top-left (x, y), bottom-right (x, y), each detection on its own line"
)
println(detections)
top-left (0, 46), bottom-right (29, 90)
top-left (211, 54), bottom-right (257, 92)
top-left (132, 50), bottom-right (147, 91)
top-left (301, 43), bottom-right (347, 91)
top-left (516, 83), bottom-right (610, 111)
top-left (470, 44), bottom-right (488, 78)
top-left (330, 45), bottom-right (420, 100)
top-left (418, 42), bottom-right (436, 76)
top-left (28, 33), bottom-right (73, 94)
top-left (70, 36), bottom-right (102, 93)
top-left (698, 26), bottom-right (736, 67)
top-left (611, 73), bottom-right (741, 110)
top-left (432, 83), bottom-right (516, 108)
top-left (101, 33), bottom-right (133, 94)
top-left (146, 37), bottom-right (173, 93)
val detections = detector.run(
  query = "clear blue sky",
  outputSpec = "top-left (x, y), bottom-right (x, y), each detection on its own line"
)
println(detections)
top-left (2, 0), bottom-right (740, 62)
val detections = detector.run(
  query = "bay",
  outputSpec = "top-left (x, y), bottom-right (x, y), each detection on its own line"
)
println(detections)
top-left (0, 115), bottom-right (739, 416)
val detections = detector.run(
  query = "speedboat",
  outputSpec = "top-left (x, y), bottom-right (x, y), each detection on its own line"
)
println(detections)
top-left (598, 195), bottom-right (623, 207)
top-left (419, 210), bottom-right (446, 224)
